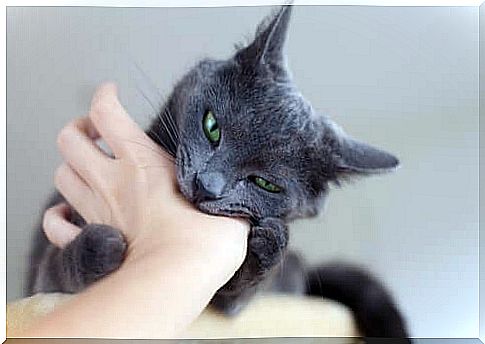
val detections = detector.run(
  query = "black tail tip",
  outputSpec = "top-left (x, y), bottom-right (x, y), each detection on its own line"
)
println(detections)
top-left (305, 263), bottom-right (410, 340)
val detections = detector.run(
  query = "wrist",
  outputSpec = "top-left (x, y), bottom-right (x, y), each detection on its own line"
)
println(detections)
top-left (125, 214), bottom-right (249, 286)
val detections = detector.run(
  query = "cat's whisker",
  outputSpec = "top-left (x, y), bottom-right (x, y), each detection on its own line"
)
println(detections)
top-left (133, 84), bottom-right (169, 136)
top-left (157, 110), bottom-right (179, 142)
top-left (132, 62), bottom-right (181, 142)
top-left (165, 110), bottom-right (180, 141)
top-left (155, 112), bottom-right (179, 154)
top-left (136, 84), bottom-right (161, 115)
top-left (135, 85), bottom-right (175, 144)
top-left (147, 126), bottom-right (177, 158)
top-left (133, 85), bottom-right (179, 155)
top-left (132, 60), bottom-right (168, 109)
top-left (158, 104), bottom-right (180, 140)
top-left (132, 64), bottom-right (180, 154)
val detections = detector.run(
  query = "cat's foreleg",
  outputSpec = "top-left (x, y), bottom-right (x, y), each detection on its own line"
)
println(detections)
top-left (33, 224), bottom-right (127, 293)
top-left (210, 218), bottom-right (288, 315)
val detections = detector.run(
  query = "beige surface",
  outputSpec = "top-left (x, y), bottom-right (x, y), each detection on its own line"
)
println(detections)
top-left (7, 293), bottom-right (359, 340)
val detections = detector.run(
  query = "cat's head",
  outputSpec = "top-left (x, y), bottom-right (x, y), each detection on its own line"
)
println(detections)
top-left (154, 6), bottom-right (399, 222)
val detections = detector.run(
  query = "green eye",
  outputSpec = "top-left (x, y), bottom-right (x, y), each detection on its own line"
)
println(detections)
top-left (251, 176), bottom-right (282, 193)
top-left (203, 110), bottom-right (220, 144)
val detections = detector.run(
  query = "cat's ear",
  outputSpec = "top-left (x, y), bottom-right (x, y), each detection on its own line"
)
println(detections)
top-left (335, 136), bottom-right (400, 175)
top-left (235, 5), bottom-right (292, 79)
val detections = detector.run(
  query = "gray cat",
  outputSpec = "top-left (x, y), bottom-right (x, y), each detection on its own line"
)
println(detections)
top-left (28, 6), bottom-right (410, 342)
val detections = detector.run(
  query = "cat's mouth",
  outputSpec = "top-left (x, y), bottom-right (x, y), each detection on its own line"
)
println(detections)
top-left (196, 201), bottom-right (253, 220)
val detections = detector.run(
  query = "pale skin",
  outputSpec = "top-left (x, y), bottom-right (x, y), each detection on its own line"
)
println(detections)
top-left (20, 83), bottom-right (249, 338)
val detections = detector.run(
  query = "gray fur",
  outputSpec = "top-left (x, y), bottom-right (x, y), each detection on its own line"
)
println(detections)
top-left (29, 6), bottom-right (409, 340)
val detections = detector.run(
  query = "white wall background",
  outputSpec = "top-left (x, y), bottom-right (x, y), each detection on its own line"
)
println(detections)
top-left (6, 5), bottom-right (479, 338)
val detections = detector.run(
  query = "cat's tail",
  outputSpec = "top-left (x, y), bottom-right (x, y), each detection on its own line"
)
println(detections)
top-left (304, 262), bottom-right (411, 343)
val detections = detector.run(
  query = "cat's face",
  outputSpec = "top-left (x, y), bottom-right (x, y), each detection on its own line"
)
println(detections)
top-left (173, 59), bottom-right (334, 221)
top-left (152, 6), bottom-right (399, 222)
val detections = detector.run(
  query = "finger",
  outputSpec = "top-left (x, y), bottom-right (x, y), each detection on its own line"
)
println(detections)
top-left (89, 83), bottom-right (150, 155)
top-left (89, 82), bottom-right (171, 164)
top-left (84, 116), bottom-right (101, 140)
top-left (54, 163), bottom-right (97, 222)
top-left (43, 203), bottom-right (82, 249)
top-left (57, 116), bottom-right (112, 188)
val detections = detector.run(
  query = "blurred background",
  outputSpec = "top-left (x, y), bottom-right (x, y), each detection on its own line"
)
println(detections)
top-left (7, 5), bottom-right (479, 338)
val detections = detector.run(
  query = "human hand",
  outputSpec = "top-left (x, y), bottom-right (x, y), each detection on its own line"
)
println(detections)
top-left (23, 85), bottom-right (249, 338)
top-left (45, 82), bottom-right (249, 276)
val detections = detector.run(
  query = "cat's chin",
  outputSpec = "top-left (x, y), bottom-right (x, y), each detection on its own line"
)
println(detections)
top-left (196, 201), bottom-right (252, 220)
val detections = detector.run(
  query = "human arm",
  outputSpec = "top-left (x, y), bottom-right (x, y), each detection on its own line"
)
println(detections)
top-left (20, 83), bottom-right (249, 338)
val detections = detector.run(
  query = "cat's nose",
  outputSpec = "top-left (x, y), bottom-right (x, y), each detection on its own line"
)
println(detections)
top-left (195, 172), bottom-right (226, 200)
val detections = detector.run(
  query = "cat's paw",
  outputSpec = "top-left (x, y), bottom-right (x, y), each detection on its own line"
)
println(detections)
top-left (249, 218), bottom-right (288, 270)
top-left (76, 224), bottom-right (127, 278)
